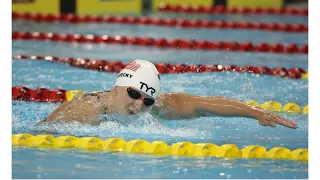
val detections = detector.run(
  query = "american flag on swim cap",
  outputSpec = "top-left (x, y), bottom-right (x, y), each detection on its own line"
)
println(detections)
top-left (124, 60), bottom-right (141, 72)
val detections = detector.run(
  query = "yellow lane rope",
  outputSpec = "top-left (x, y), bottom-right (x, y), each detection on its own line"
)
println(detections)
top-left (12, 134), bottom-right (308, 162)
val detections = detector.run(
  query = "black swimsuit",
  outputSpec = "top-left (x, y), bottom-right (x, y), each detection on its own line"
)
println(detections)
top-left (85, 90), bottom-right (110, 97)
top-left (84, 90), bottom-right (111, 114)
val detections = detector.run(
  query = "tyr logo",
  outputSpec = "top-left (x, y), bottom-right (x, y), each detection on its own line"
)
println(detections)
top-left (139, 82), bottom-right (155, 96)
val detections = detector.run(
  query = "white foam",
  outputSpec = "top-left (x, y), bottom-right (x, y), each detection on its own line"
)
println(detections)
top-left (31, 112), bottom-right (207, 139)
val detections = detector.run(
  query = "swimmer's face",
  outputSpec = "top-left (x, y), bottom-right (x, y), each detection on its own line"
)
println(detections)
top-left (114, 86), bottom-right (154, 115)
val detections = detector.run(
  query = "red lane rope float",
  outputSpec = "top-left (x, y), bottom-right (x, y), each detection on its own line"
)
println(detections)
top-left (13, 54), bottom-right (307, 79)
top-left (157, 4), bottom-right (308, 16)
top-left (12, 86), bottom-right (67, 102)
top-left (12, 86), bottom-right (309, 115)
top-left (11, 87), bottom-right (309, 116)
top-left (12, 12), bottom-right (308, 33)
top-left (12, 32), bottom-right (308, 54)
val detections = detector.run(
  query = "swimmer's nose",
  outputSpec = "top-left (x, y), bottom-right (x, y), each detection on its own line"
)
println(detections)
top-left (133, 99), bottom-right (144, 108)
top-left (128, 100), bottom-right (144, 115)
top-left (131, 99), bottom-right (145, 112)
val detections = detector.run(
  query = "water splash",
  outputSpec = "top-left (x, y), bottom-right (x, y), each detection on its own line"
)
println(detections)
top-left (28, 112), bottom-right (208, 141)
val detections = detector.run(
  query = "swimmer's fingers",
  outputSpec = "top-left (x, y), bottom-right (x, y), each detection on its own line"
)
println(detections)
top-left (259, 119), bottom-right (277, 127)
top-left (258, 114), bottom-right (297, 129)
top-left (269, 122), bottom-right (277, 127)
top-left (270, 115), bottom-right (297, 129)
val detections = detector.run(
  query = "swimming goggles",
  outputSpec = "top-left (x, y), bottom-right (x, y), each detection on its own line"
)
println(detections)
top-left (127, 87), bottom-right (155, 106)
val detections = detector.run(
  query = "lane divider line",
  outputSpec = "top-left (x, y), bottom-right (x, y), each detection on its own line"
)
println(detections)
top-left (12, 134), bottom-right (308, 162)
top-left (157, 3), bottom-right (308, 16)
top-left (12, 12), bottom-right (308, 33)
top-left (12, 32), bottom-right (308, 54)
top-left (11, 86), bottom-right (308, 114)
top-left (13, 55), bottom-right (308, 79)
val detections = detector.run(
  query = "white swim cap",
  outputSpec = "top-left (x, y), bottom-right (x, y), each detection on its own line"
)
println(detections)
top-left (115, 59), bottom-right (160, 99)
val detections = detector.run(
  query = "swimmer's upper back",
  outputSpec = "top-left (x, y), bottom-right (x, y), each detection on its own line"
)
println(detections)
top-left (39, 90), bottom-right (112, 125)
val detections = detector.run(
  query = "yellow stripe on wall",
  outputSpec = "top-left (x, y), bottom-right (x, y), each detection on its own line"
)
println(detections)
top-left (12, 0), bottom-right (59, 14)
top-left (152, 0), bottom-right (212, 11)
top-left (227, 0), bottom-right (283, 8)
top-left (77, 0), bottom-right (142, 15)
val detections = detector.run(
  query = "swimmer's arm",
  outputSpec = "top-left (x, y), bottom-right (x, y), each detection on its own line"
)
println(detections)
top-left (153, 93), bottom-right (297, 129)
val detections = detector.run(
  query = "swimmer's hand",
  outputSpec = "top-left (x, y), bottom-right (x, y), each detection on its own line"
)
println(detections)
top-left (255, 112), bottom-right (297, 129)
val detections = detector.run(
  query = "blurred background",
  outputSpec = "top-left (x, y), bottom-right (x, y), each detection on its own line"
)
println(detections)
top-left (12, 0), bottom-right (308, 16)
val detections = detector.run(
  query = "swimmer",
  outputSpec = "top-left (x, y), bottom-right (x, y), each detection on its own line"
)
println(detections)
top-left (38, 59), bottom-right (297, 129)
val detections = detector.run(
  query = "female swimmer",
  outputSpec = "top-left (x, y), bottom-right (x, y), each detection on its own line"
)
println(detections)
top-left (38, 60), bottom-right (297, 129)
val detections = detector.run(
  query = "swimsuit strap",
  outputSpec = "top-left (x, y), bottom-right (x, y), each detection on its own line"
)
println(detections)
top-left (84, 90), bottom-right (111, 114)
top-left (85, 90), bottom-right (110, 96)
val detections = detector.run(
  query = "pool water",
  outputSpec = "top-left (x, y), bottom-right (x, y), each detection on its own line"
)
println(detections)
top-left (12, 12), bottom-right (308, 179)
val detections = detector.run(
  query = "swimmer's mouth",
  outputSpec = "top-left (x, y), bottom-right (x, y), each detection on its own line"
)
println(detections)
top-left (128, 110), bottom-right (138, 115)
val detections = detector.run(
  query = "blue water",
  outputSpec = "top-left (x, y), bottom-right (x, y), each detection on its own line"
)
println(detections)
top-left (12, 12), bottom-right (308, 179)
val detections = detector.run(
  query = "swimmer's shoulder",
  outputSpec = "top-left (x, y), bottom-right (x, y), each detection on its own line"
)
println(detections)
top-left (153, 92), bottom-right (187, 112)
top-left (76, 90), bottom-right (111, 99)
top-left (151, 92), bottom-right (181, 119)
top-left (152, 93), bottom-right (171, 113)
top-left (154, 92), bottom-right (176, 104)
top-left (84, 90), bottom-right (115, 114)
